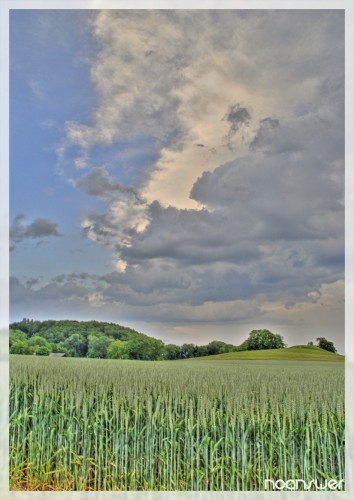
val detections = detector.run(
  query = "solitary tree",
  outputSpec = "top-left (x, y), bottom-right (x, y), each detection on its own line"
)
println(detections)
top-left (242, 329), bottom-right (286, 351)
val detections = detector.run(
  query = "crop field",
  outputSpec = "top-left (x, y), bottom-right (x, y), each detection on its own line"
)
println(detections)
top-left (10, 355), bottom-right (344, 491)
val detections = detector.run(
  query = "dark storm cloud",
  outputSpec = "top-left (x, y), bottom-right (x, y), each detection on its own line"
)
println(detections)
top-left (189, 156), bottom-right (343, 244)
top-left (119, 201), bottom-right (261, 267)
top-left (10, 214), bottom-right (61, 248)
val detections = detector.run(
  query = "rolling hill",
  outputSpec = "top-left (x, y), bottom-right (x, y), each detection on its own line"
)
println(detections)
top-left (193, 345), bottom-right (344, 361)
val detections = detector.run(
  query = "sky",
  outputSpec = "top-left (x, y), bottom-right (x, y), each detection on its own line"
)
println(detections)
top-left (9, 9), bottom-right (346, 351)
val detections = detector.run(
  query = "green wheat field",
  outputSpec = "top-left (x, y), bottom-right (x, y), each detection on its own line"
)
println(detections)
top-left (10, 355), bottom-right (344, 491)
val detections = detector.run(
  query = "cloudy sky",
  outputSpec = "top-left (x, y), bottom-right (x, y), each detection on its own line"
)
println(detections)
top-left (9, 9), bottom-right (345, 351)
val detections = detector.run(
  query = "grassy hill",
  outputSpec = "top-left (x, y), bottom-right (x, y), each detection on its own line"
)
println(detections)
top-left (193, 345), bottom-right (344, 362)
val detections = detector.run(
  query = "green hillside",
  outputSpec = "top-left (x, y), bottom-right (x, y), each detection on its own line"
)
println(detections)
top-left (194, 345), bottom-right (344, 361)
top-left (10, 319), bottom-right (343, 362)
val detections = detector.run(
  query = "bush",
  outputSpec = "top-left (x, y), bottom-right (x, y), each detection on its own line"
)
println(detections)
top-left (34, 346), bottom-right (51, 356)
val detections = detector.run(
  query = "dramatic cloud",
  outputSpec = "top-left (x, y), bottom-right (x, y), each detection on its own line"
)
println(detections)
top-left (75, 67), bottom-right (343, 311)
top-left (56, 11), bottom-right (344, 324)
top-left (10, 10), bottom-right (345, 350)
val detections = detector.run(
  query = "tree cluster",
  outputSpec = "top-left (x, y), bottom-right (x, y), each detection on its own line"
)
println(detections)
top-left (307, 338), bottom-right (337, 353)
top-left (9, 319), bottom-right (338, 360)
top-left (315, 337), bottom-right (337, 353)
top-left (10, 319), bottom-right (164, 360)
top-left (9, 321), bottom-right (239, 360)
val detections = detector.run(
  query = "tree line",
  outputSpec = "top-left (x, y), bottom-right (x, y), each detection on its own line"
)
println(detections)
top-left (9, 319), bottom-right (337, 360)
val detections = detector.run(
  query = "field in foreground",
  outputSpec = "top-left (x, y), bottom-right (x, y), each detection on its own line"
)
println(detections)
top-left (10, 356), bottom-right (344, 491)
top-left (193, 345), bottom-right (345, 361)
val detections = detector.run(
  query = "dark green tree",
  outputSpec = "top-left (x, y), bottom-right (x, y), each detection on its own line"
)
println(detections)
top-left (180, 343), bottom-right (197, 358)
top-left (63, 333), bottom-right (88, 357)
top-left (11, 318), bottom-right (41, 337)
top-left (316, 337), bottom-right (337, 353)
top-left (87, 335), bottom-right (112, 358)
top-left (206, 340), bottom-right (235, 355)
top-left (195, 345), bottom-right (209, 357)
top-left (163, 344), bottom-right (182, 360)
top-left (123, 337), bottom-right (165, 361)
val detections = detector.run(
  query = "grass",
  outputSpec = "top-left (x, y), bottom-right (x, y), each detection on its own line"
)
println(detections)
top-left (193, 345), bottom-right (344, 361)
top-left (10, 355), bottom-right (344, 491)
